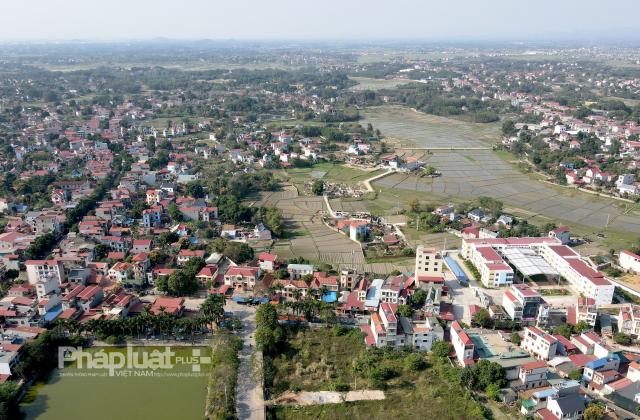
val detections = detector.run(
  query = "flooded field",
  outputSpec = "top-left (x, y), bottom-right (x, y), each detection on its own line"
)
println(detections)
top-left (361, 107), bottom-right (500, 148)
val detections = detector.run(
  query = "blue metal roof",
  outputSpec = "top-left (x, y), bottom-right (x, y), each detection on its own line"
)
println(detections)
top-left (43, 304), bottom-right (64, 322)
top-left (444, 257), bottom-right (468, 281)
top-left (585, 354), bottom-right (619, 369)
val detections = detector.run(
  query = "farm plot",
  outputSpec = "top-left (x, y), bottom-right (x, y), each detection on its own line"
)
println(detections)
top-left (373, 150), bottom-right (631, 232)
top-left (360, 107), bottom-right (500, 149)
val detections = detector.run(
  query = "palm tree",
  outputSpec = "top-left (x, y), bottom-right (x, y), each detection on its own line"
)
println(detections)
top-left (274, 282), bottom-right (285, 296)
top-left (292, 289), bottom-right (302, 302)
top-left (351, 362), bottom-right (361, 391)
top-left (318, 285), bottom-right (328, 301)
top-left (306, 287), bottom-right (316, 301)
top-left (364, 356), bottom-right (375, 388)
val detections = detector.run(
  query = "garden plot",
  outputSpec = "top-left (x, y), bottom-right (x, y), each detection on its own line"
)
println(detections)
top-left (361, 107), bottom-right (499, 149)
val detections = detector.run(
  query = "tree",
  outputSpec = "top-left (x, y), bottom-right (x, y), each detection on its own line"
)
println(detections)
top-left (178, 237), bottom-right (191, 250)
top-left (424, 166), bottom-right (436, 176)
top-left (430, 341), bottom-right (451, 358)
top-left (411, 289), bottom-right (426, 306)
top-left (573, 320), bottom-right (590, 334)
top-left (261, 205), bottom-right (284, 237)
top-left (5, 269), bottom-right (18, 280)
top-left (473, 309), bottom-right (492, 328)
top-left (486, 383), bottom-right (501, 401)
top-left (583, 403), bottom-right (605, 420)
top-left (396, 305), bottom-right (413, 318)
top-left (509, 332), bottom-right (521, 346)
top-left (552, 323), bottom-right (574, 339)
top-left (130, 201), bottom-right (150, 219)
top-left (168, 203), bottom-right (182, 222)
top-left (613, 332), bottom-right (631, 345)
top-left (155, 276), bottom-right (169, 292)
top-left (472, 359), bottom-right (507, 390)
top-left (222, 242), bottom-right (254, 264)
top-left (184, 181), bottom-right (204, 198)
top-left (569, 370), bottom-right (583, 381)
top-left (255, 327), bottom-right (275, 353)
top-left (311, 180), bottom-right (324, 196)
top-left (149, 250), bottom-right (165, 265)
top-left (351, 362), bottom-right (361, 391)
top-left (159, 231), bottom-right (179, 247)
top-left (255, 303), bottom-right (279, 330)
top-left (407, 197), bottom-right (420, 214)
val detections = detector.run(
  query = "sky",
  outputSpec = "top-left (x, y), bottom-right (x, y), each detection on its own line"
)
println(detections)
top-left (2, 0), bottom-right (640, 42)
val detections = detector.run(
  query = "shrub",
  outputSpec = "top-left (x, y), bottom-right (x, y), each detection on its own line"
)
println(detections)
top-left (328, 381), bottom-right (350, 392)
top-left (431, 341), bottom-right (452, 358)
top-left (404, 353), bottom-right (426, 372)
top-left (105, 335), bottom-right (119, 345)
top-left (372, 366), bottom-right (394, 381)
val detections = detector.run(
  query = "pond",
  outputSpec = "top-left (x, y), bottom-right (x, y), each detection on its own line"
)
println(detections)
top-left (21, 346), bottom-right (210, 420)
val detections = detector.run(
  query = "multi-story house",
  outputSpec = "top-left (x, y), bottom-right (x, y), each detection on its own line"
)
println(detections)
top-left (258, 253), bottom-right (277, 271)
top-left (108, 262), bottom-right (133, 282)
top-left (398, 316), bottom-right (444, 352)
top-left (26, 260), bottom-right (65, 315)
top-left (176, 249), bottom-right (206, 265)
top-left (620, 304), bottom-right (640, 336)
top-left (366, 303), bottom-right (405, 349)
top-left (502, 284), bottom-right (548, 326)
top-left (340, 268), bottom-right (361, 291)
top-left (131, 252), bottom-right (150, 284)
top-left (132, 240), bottom-right (153, 253)
top-left (380, 275), bottom-right (405, 304)
top-left (224, 267), bottom-right (260, 290)
top-left (142, 207), bottom-right (162, 228)
top-left (577, 297), bottom-right (597, 326)
top-left (77, 285), bottom-right (104, 311)
top-left (522, 326), bottom-right (558, 361)
top-left (146, 189), bottom-right (166, 205)
top-left (287, 264), bottom-right (314, 280)
top-left (414, 246), bottom-right (443, 279)
top-left (515, 361), bottom-right (549, 390)
top-left (450, 321), bottom-right (475, 367)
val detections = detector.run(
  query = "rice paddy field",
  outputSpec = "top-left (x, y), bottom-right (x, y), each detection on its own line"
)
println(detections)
top-left (361, 107), bottom-right (500, 149)
top-left (347, 77), bottom-right (414, 91)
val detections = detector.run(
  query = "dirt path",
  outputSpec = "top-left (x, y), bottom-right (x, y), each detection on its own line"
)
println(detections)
top-left (230, 303), bottom-right (264, 420)
top-left (362, 169), bottom-right (392, 192)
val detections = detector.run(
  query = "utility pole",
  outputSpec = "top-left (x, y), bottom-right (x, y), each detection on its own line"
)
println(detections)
top-left (606, 214), bottom-right (610, 228)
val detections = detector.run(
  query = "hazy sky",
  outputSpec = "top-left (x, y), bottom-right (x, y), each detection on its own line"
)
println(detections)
top-left (3, 0), bottom-right (640, 41)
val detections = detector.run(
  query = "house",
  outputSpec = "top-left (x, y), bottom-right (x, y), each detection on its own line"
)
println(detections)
top-left (221, 225), bottom-right (236, 239)
top-left (450, 321), bottom-right (475, 367)
top-left (349, 221), bottom-right (367, 241)
top-left (0, 198), bottom-right (15, 213)
top-left (414, 245), bottom-right (443, 278)
top-left (108, 262), bottom-right (133, 282)
top-left (176, 249), bottom-right (206, 265)
top-left (142, 207), bottom-right (162, 228)
top-left (522, 326), bottom-right (558, 361)
top-left (224, 267), bottom-right (260, 290)
top-left (620, 305), bottom-right (640, 336)
top-left (620, 250), bottom-right (640, 273)
top-left (246, 223), bottom-right (272, 242)
top-left (549, 226), bottom-right (570, 245)
top-left (258, 253), bottom-right (277, 271)
top-left (468, 209), bottom-right (488, 222)
top-left (150, 298), bottom-right (184, 316)
top-left (515, 361), bottom-right (549, 390)
top-left (195, 265), bottom-right (219, 286)
top-left (132, 240), bottom-right (153, 253)
top-left (287, 264), bottom-right (314, 280)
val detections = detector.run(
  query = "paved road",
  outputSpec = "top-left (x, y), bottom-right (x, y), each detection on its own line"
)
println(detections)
top-left (227, 303), bottom-right (264, 420)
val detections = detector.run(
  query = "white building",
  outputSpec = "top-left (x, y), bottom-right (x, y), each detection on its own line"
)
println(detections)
top-left (548, 226), bottom-right (570, 245)
top-left (522, 326), bottom-right (558, 361)
top-left (450, 321), bottom-right (475, 367)
top-left (620, 250), bottom-right (640, 273)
